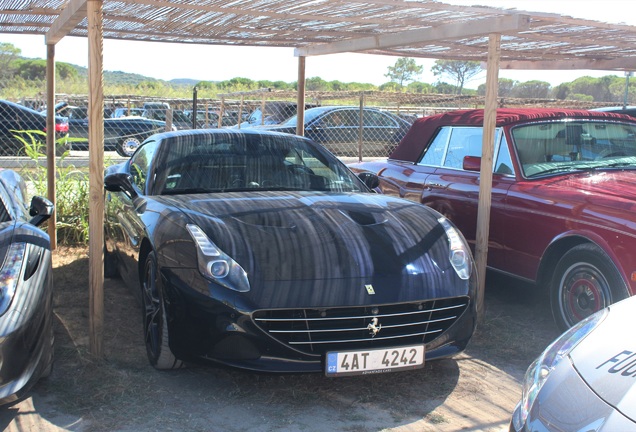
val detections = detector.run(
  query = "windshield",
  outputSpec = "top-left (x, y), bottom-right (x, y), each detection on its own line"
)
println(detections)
top-left (512, 120), bottom-right (636, 177)
top-left (153, 131), bottom-right (366, 195)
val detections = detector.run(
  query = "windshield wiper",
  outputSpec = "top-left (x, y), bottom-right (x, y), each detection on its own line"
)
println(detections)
top-left (527, 166), bottom-right (589, 178)
top-left (594, 161), bottom-right (636, 169)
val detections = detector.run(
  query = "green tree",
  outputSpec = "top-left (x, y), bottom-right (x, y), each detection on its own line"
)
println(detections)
top-left (385, 58), bottom-right (423, 88)
top-left (196, 80), bottom-right (218, 90)
top-left (552, 83), bottom-right (570, 100)
top-left (431, 60), bottom-right (482, 95)
top-left (306, 76), bottom-right (330, 91)
top-left (217, 77), bottom-right (256, 91)
top-left (477, 78), bottom-right (517, 97)
top-left (379, 81), bottom-right (402, 92)
top-left (510, 80), bottom-right (551, 98)
top-left (135, 80), bottom-right (165, 91)
top-left (432, 82), bottom-right (458, 94)
top-left (406, 81), bottom-right (433, 93)
top-left (569, 76), bottom-right (621, 102)
top-left (14, 59), bottom-right (48, 81)
top-left (0, 42), bottom-right (20, 88)
top-left (56, 62), bottom-right (79, 81)
top-left (270, 80), bottom-right (292, 90)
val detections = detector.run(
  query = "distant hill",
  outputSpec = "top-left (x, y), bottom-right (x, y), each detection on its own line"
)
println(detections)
top-left (169, 78), bottom-right (201, 87)
top-left (71, 64), bottom-right (197, 87)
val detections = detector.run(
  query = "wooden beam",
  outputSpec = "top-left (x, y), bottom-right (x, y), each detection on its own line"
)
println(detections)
top-left (45, 44), bottom-right (57, 250)
top-left (475, 33), bottom-right (501, 324)
top-left (499, 58), bottom-right (636, 71)
top-left (295, 14), bottom-right (529, 57)
top-left (87, 0), bottom-right (105, 358)
top-left (296, 56), bottom-right (306, 137)
top-left (45, 0), bottom-right (88, 44)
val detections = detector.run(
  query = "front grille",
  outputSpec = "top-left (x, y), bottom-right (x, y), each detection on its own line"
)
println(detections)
top-left (252, 297), bottom-right (469, 355)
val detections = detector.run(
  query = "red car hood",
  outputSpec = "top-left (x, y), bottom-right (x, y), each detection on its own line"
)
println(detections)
top-left (532, 170), bottom-right (636, 204)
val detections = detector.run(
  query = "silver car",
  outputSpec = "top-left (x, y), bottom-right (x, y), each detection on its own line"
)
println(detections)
top-left (511, 296), bottom-right (636, 431)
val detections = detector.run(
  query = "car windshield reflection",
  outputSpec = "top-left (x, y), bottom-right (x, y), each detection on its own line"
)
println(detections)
top-left (154, 132), bottom-right (364, 195)
top-left (512, 121), bottom-right (636, 178)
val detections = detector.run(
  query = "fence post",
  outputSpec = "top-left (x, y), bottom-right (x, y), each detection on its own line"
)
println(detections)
top-left (358, 93), bottom-right (364, 162)
top-left (192, 87), bottom-right (198, 129)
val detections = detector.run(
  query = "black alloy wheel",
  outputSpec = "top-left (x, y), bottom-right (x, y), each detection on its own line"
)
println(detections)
top-left (141, 251), bottom-right (183, 370)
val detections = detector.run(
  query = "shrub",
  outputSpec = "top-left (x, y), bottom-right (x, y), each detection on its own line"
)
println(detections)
top-left (18, 132), bottom-right (90, 244)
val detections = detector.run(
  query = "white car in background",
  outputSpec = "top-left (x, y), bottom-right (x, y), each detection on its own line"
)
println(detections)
top-left (511, 296), bottom-right (636, 431)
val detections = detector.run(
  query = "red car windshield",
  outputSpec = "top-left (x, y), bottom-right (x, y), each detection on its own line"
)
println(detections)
top-left (512, 120), bottom-right (636, 177)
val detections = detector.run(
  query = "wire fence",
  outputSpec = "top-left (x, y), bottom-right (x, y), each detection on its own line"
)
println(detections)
top-left (1, 90), bottom-right (616, 171)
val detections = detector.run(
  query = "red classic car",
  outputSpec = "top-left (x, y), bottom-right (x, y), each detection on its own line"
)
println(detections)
top-left (350, 108), bottom-right (636, 330)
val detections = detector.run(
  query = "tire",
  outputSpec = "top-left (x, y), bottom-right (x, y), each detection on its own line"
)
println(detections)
top-left (550, 243), bottom-right (628, 331)
top-left (141, 252), bottom-right (183, 370)
top-left (117, 136), bottom-right (142, 157)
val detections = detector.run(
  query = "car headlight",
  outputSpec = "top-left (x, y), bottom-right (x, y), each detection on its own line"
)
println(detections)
top-left (438, 217), bottom-right (472, 280)
top-left (186, 224), bottom-right (250, 292)
top-left (512, 309), bottom-right (607, 430)
top-left (0, 242), bottom-right (27, 316)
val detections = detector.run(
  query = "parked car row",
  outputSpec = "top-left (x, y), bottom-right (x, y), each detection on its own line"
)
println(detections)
top-left (253, 105), bottom-right (413, 157)
top-left (0, 99), bottom-right (69, 156)
top-left (1, 99), bottom-right (415, 158)
top-left (49, 102), bottom-right (171, 157)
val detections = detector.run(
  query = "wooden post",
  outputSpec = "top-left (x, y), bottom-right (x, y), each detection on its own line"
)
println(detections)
top-left (237, 96), bottom-right (244, 129)
top-left (87, 0), bottom-right (105, 358)
top-left (218, 98), bottom-right (225, 129)
top-left (475, 33), bottom-right (501, 324)
top-left (260, 94), bottom-right (266, 126)
top-left (296, 56), bottom-right (306, 137)
top-left (165, 109), bottom-right (173, 131)
top-left (45, 44), bottom-right (57, 250)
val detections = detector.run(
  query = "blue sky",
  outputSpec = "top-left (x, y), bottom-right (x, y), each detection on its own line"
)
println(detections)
top-left (0, 0), bottom-right (633, 88)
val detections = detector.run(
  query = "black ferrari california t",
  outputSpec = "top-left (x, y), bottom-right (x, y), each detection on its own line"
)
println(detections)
top-left (0, 169), bottom-right (55, 405)
top-left (104, 128), bottom-right (478, 376)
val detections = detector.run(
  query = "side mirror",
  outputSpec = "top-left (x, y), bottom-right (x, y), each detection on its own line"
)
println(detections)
top-left (29, 196), bottom-right (54, 227)
top-left (105, 172), bottom-right (135, 194)
top-left (463, 155), bottom-right (481, 172)
top-left (104, 173), bottom-right (147, 213)
top-left (357, 171), bottom-right (380, 190)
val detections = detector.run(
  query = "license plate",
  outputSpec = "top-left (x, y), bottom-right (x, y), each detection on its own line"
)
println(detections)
top-left (325, 345), bottom-right (425, 377)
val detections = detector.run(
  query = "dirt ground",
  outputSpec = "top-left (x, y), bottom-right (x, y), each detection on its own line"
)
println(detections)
top-left (0, 246), bottom-right (561, 432)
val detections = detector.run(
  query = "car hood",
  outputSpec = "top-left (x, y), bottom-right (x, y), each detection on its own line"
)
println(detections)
top-left (157, 191), bottom-right (469, 306)
top-left (540, 170), bottom-right (636, 201)
top-left (570, 296), bottom-right (636, 421)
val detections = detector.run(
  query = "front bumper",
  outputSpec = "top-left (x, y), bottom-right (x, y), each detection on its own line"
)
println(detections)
top-left (161, 267), bottom-right (478, 373)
